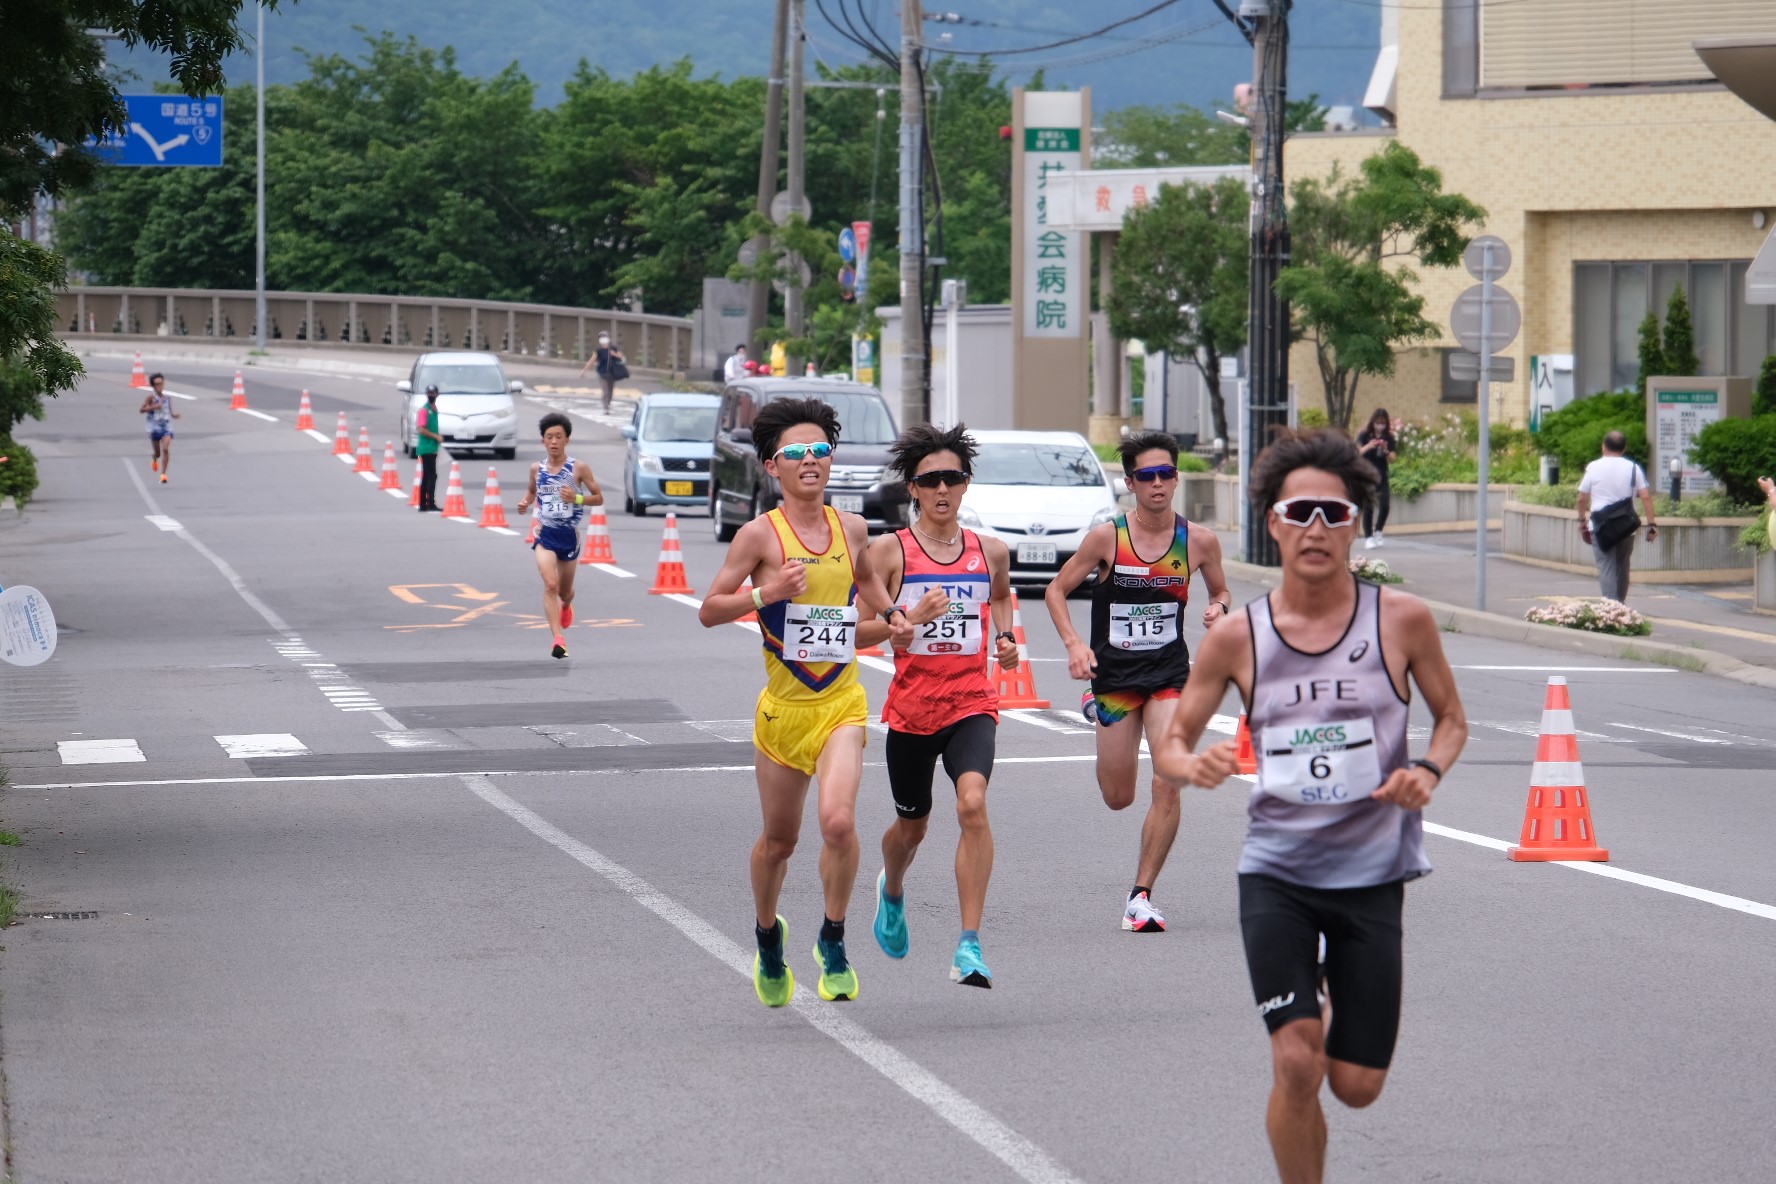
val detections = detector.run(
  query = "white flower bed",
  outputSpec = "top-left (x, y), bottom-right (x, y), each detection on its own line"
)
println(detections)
top-left (1348, 556), bottom-right (1402, 584)
top-left (1524, 597), bottom-right (1651, 636)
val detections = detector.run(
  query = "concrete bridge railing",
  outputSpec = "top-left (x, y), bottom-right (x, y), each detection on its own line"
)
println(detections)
top-left (53, 286), bottom-right (693, 373)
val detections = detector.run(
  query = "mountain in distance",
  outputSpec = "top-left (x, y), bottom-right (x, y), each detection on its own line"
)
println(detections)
top-left (110, 0), bottom-right (1383, 117)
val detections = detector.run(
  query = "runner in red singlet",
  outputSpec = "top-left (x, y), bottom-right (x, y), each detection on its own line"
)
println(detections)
top-left (868, 423), bottom-right (1019, 987)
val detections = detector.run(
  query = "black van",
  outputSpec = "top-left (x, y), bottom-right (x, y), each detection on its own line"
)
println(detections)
top-left (708, 378), bottom-right (910, 541)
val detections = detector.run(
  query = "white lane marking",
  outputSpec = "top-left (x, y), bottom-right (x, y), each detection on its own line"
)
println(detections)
top-left (304, 429), bottom-right (331, 444)
top-left (590, 564), bottom-right (636, 578)
top-left (336, 452), bottom-right (355, 465)
top-left (374, 730), bottom-right (455, 749)
top-left (128, 461), bottom-right (292, 631)
top-left (461, 775), bottom-right (1086, 1184)
top-left (57, 739), bottom-right (145, 765)
top-left (1422, 822), bottom-right (1776, 923)
top-left (1003, 709), bottom-right (1089, 736)
top-left (1608, 722), bottom-right (1734, 745)
top-left (1472, 720), bottom-right (1629, 744)
top-left (358, 470), bottom-right (380, 483)
top-left (859, 654), bottom-right (896, 674)
top-left (663, 592), bottom-right (702, 610)
top-left (486, 526), bottom-right (519, 535)
top-left (215, 734), bottom-right (308, 759)
top-left (237, 408), bottom-right (279, 423)
top-left (685, 719), bottom-right (756, 743)
top-left (385, 488), bottom-right (409, 500)
top-left (145, 514), bottom-right (181, 531)
top-left (161, 389), bottom-right (198, 401)
top-left (1455, 665), bottom-right (1676, 672)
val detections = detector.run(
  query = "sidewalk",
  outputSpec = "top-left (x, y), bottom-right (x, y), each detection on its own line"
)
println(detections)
top-left (1212, 526), bottom-right (1776, 680)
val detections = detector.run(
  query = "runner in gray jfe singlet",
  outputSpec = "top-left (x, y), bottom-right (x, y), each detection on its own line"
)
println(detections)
top-left (1242, 578), bottom-right (1427, 889)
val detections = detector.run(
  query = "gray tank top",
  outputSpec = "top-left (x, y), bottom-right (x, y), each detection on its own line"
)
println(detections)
top-left (1238, 578), bottom-right (1427, 888)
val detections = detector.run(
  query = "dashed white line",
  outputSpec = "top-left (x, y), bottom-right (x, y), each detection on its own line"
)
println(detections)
top-left (237, 408), bottom-right (279, 423)
top-left (589, 564), bottom-right (636, 579)
top-left (57, 739), bottom-right (145, 765)
top-left (304, 429), bottom-right (331, 444)
top-left (215, 734), bottom-right (309, 759)
top-left (145, 514), bottom-right (181, 531)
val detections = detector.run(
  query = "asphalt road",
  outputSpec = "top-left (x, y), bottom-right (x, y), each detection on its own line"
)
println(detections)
top-left (2, 355), bottom-right (1774, 1183)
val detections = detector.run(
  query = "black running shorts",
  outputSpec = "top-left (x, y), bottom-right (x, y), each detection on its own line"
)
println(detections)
top-left (884, 714), bottom-right (997, 821)
top-left (1237, 872), bottom-right (1405, 1070)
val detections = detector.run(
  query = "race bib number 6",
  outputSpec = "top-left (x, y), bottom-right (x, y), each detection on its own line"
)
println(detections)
top-left (1110, 602), bottom-right (1179, 651)
top-left (1259, 717), bottom-right (1382, 806)
top-left (784, 603), bottom-right (858, 664)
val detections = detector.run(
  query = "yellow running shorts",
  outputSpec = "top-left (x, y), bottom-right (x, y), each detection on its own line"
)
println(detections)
top-left (753, 684), bottom-right (869, 776)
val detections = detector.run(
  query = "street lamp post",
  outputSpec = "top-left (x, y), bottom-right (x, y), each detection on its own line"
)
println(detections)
top-left (254, 3), bottom-right (267, 351)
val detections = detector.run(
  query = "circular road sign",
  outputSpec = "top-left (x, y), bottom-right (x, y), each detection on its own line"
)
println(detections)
top-left (0, 584), bottom-right (57, 667)
top-left (837, 226), bottom-right (857, 264)
top-left (1463, 235), bottom-right (1512, 282)
top-left (1450, 283), bottom-right (1521, 355)
top-left (770, 191), bottom-right (813, 226)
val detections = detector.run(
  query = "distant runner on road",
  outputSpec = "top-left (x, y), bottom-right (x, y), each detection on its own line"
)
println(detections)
top-left (1043, 429), bottom-right (1229, 933)
top-left (868, 423), bottom-right (1019, 988)
top-left (515, 411), bottom-right (603, 659)
top-left (139, 373), bottom-right (179, 484)
top-left (1152, 428), bottom-right (1468, 1184)
top-left (697, 397), bottom-right (908, 1007)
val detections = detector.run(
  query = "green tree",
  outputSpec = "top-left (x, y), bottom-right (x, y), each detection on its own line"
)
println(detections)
top-left (1662, 284), bottom-right (1699, 377)
top-left (1756, 354), bottom-right (1776, 417)
top-left (1634, 308), bottom-right (1667, 394)
top-left (1098, 94), bottom-right (1327, 168)
top-left (1106, 176), bottom-right (1249, 443)
top-left (1276, 142), bottom-right (1486, 429)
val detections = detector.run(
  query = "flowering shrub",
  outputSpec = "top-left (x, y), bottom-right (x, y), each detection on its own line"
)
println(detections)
top-left (1389, 412), bottom-right (1540, 500)
top-left (1524, 598), bottom-right (1651, 636)
top-left (1348, 556), bottom-right (1402, 584)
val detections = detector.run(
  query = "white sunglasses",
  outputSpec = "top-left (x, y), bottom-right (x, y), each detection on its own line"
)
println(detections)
top-left (1272, 496), bottom-right (1360, 528)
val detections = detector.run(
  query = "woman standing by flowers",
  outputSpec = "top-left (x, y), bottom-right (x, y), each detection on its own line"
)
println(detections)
top-left (1355, 408), bottom-right (1397, 548)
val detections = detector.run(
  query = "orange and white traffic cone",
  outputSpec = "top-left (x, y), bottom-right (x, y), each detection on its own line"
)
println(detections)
top-left (441, 461), bottom-right (470, 518)
top-left (992, 590), bottom-right (1050, 708)
top-left (1508, 676), bottom-right (1610, 862)
top-left (579, 506), bottom-right (615, 564)
top-left (408, 457), bottom-right (423, 508)
top-left (295, 390), bottom-right (315, 431)
top-left (129, 352), bottom-right (149, 388)
top-left (378, 442), bottom-right (401, 490)
top-left (332, 412), bottom-right (352, 456)
top-left (229, 370), bottom-right (248, 410)
top-left (478, 467), bottom-right (510, 528)
top-left (648, 512), bottom-right (694, 595)
top-left (353, 426), bottom-right (375, 473)
top-left (524, 506), bottom-right (539, 545)
top-left (1234, 715), bottom-right (1259, 776)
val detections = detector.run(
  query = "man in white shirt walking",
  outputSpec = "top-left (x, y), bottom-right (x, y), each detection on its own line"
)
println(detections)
top-left (1575, 431), bottom-right (1658, 602)
top-left (723, 344), bottom-right (749, 383)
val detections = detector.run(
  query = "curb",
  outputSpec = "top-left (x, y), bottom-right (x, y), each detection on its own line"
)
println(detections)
top-left (1221, 559), bottom-right (1776, 690)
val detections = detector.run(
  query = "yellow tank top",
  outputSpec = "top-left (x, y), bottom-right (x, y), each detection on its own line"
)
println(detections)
top-left (758, 506), bottom-right (861, 703)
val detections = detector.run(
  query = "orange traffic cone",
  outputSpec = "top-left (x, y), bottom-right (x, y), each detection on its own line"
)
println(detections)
top-left (229, 370), bottom-right (248, 410)
top-left (1234, 715), bottom-right (1258, 776)
top-left (524, 507), bottom-right (539, 545)
top-left (441, 461), bottom-right (471, 518)
top-left (648, 512), bottom-right (694, 595)
top-left (408, 457), bottom-right (423, 508)
top-left (129, 352), bottom-right (149, 388)
top-left (992, 590), bottom-right (1050, 708)
top-left (478, 467), bottom-right (510, 528)
top-left (378, 442), bottom-right (401, 490)
top-left (1509, 676), bottom-right (1610, 862)
top-left (332, 412), bottom-right (352, 456)
top-left (295, 390), bottom-right (315, 431)
top-left (353, 427), bottom-right (375, 473)
top-left (579, 506), bottom-right (615, 564)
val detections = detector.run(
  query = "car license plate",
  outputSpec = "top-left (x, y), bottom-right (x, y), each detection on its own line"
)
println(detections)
top-left (664, 481), bottom-right (694, 496)
top-left (831, 494), bottom-right (864, 513)
top-left (454, 432), bottom-right (476, 441)
top-left (1017, 542), bottom-right (1057, 564)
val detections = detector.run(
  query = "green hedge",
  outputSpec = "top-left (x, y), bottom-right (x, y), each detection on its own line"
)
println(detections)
top-left (1688, 414), bottom-right (1776, 507)
top-left (0, 439), bottom-right (37, 508)
top-left (1534, 390), bottom-right (1648, 476)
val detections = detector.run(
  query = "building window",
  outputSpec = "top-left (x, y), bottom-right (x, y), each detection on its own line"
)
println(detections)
top-left (1479, 0), bottom-right (1776, 91)
top-left (1572, 260), bottom-right (1772, 396)
top-left (1439, 349), bottom-right (1477, 404)
top-left (1443, 0), bottom-right (1478, 98)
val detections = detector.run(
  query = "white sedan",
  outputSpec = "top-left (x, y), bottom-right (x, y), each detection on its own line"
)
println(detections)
top-left (952, 430), bottom-right (1125, 585)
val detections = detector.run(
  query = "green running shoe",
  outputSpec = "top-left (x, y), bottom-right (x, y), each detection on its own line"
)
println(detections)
top-left (950, 935), bottom-right (992, 988)
top-left (812, 935), bottom-right (859, 1001)
top-left (873, 870), bottom-right (908, 959)
top-left (753, 916), bottom-right (794, 1007)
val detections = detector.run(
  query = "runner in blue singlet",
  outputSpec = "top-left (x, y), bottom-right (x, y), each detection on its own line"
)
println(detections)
top-left (515, 411), bottom-right (604, 659)
top-left (139, 373), bottom-right (179, 484)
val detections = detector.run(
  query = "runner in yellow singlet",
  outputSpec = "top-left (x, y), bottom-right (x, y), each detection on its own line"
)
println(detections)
top-left (699, 397), bottom-right (909, 1006)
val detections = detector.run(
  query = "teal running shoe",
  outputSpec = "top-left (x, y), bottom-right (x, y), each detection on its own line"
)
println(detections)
top-left (753, 916), bottom-right (794, 1007)
top-left (950, 935), bottom-right (992, 989)
top-left (813, 935), bottom-right (859, 1001)
top-left (873, 870), bottom-right (908, 959)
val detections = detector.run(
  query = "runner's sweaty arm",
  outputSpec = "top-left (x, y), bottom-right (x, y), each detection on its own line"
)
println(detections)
top-left (1369, 590), bottom-right (1467, 809)
top-left (1043, 520), bottom-right (1116, 681)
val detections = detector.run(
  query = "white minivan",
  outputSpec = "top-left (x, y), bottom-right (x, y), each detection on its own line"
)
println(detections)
top-left (398, 351), bottom-right (522, 459)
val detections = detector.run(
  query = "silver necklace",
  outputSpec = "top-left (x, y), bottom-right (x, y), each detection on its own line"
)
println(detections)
top-left (914, 522), bottom-right (962, 548)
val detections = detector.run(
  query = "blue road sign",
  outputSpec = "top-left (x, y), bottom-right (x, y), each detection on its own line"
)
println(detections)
top-left (89, 95), bottom-right (224, 167)
top-left (837, 226), bottom-right (857, 264)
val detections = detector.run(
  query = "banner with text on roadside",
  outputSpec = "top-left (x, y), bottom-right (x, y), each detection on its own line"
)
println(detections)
top-left (1023, 127), bottom-right (1083, 339)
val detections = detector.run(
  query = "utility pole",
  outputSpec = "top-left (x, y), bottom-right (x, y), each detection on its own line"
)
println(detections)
top-left (785, 0), bottom-right (806, 374)
top-left (899, 0), bottom-right (927, 425)
top-left (254, 2), bottom-right (267, 351)
top-left (748, 0), bottom-right (791, 356)
top-left (1242, 0), bottom-right (1291, 566)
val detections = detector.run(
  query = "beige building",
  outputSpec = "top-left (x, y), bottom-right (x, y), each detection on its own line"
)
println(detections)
top-left (1285, 0), bottom-right (1776, 429)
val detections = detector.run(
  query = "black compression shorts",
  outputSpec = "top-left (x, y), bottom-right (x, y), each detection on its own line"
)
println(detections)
top-left (1238, 873), bottom-right (1406, 1070)
top-left (884, 714), bottom-right (997, 821)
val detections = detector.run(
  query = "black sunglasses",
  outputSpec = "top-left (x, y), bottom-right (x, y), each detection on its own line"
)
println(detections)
top-left (1129, 465), bottom-right (1179, 484)
top-left (910, 469), bottom-right (970, 489)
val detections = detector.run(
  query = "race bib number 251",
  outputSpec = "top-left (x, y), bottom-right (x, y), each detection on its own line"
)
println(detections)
top-left (1258, 717), bottom-right (1382, 806)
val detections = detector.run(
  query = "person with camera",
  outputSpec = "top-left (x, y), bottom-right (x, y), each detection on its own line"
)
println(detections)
top-left (1575, 431), bottom-right (1657, 603)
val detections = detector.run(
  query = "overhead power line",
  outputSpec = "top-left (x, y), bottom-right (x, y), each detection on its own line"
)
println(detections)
top-left (931, 0), bottom-right (1185, 57)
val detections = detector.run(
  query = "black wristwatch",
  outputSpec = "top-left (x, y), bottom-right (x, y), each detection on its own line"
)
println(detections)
top-left (1408, 758), bottom-right (1443, 783)
top-left (883, 607), bottom-right (908, 624)
top-left (1210, 599), bottom-right (1231, 614)
top-left (995, 630), bottom-right (1017, 645)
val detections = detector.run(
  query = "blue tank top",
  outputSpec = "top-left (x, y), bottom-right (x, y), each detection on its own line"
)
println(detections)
top-left (535, 457), bottom-right (584, 530)
top-left (144, 392), bottom-right (172, 429)
top-left (1239, 578), bottom-right (1426, 889)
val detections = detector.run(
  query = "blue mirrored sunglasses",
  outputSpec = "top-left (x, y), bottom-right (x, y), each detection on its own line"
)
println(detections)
top-left (774, 441), bottom-right (834, 461)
